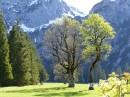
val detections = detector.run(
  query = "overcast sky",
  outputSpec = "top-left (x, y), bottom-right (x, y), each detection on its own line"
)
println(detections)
top-left (64, 0), bottom-right (102, 14)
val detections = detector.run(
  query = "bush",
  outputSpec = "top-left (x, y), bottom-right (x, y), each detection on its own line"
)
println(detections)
top-left (99, 72), bottom-right (130, 97)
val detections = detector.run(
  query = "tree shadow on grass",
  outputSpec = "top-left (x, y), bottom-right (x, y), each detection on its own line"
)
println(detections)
top-left (35, 91), bottom-right (88, 97)
top-left (6, 87), bottom-right (68, 93)
top-left (5, 86), bottom-right (88, 97)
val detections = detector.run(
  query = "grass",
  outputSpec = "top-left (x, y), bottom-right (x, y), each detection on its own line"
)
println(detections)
top-left (2, 83), bottom-right (130, 97)
top-left (0, 83), bottom-right (102, 97)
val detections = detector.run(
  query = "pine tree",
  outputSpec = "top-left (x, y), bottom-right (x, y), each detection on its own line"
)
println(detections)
top-left (9, 24), bottom-right (32, 85)
top-left (9, 23), bottom-right (48, 85)
top-left (39, 63), bottom-right (49, 84)
top-left (29, 41), bottom-right (48, 84)
top-left (0, 12), bottom-right (13, 86)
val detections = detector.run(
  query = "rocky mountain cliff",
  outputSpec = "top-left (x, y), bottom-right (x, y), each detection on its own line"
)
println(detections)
top-left (0, 0), bottom-right (84, 54)
top-left (91, 0), bottom-right (130, 72)
top-left (0, 0), bottom-right (84, 29)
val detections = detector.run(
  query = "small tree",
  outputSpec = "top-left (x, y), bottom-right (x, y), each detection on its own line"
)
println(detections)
top-left (81, 14), bottom-right (115, 90)
top-left (54, 64), bottom-right (79, 84)
top-left (54, 64), bottom-right (69, 84)
top-left (44, 17), bottom-right (82, 87)
top-left (39, 63), bottom-right (49, 84)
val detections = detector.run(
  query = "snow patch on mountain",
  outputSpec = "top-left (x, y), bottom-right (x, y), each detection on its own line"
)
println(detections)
top-left (20, 17), bottom-right (63, 32)
top-left (20, 24), bottom-right (36, 32)
top-left (63, 0), bottom-right (102, 15)
top-left (62, 11), bottom-right (74, 18)
top-left (29, 0), bottom-right (39, 6)
top-left (44, 18), bottom-right (62, 26)
top-left (70, 7), bottom-right (86, 17)
top-left (110, 0), bottom-right (116, 2)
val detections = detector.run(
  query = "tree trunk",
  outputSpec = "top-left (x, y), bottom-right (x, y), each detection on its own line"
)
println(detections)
top-left (68, 72), bottom-right (75, 87)
top-left (89, 69), bottom-right (94, 90)
top-left (88, 52), bottom-right (100, 90)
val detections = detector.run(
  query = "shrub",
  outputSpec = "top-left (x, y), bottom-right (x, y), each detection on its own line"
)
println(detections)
top-left (99, 72), bottom-right (130, 97)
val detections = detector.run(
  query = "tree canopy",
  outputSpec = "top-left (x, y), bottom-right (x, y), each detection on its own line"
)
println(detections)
top-left (81, 13), bottom-right (115, 90)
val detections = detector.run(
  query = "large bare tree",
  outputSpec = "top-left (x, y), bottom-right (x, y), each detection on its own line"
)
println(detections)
top-left (43, 17), bottom-right (82, 87)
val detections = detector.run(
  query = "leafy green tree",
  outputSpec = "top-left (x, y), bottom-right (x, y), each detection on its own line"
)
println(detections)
top-left (53, 64), bottom-right (79, 84)
top-left (54, 64), bottom-right (69, 84)
top-left (0, 12), bottom-right (13, 86)
top-left (81, 14), bottom-right (115, 90)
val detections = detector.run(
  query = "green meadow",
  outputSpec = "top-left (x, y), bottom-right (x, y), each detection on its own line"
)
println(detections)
top-left (0, 83), bottom-right (102, 97)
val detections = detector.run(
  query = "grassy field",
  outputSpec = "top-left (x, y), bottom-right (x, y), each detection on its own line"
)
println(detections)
top-left (1, 83), bottom-right (130, 97)
top-left (0, 83), bottom-right (102, 97)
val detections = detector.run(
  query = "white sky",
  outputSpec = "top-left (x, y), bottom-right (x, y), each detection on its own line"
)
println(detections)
top-left (63, 0), bottom-right (102, 14)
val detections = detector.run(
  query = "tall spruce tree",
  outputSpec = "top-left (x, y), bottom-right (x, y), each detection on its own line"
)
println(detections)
top-left (0, 12), bottom-right (13, 86)
top-left (9, 23), bottom-right (48, 86)
top-left (9, 24), bottom-right (31, 85)
top-left (39, 61), bottom-right (49, 84)
top-left (29, 46), bottom-right (40, 85)
top-left (29, 40), bottom-right (48, 85)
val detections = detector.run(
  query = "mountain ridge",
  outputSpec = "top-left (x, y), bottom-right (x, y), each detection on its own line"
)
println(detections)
top-left (0, 0), bottom-right (85, 31)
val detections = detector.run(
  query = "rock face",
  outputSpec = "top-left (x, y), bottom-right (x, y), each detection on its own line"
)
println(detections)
top-left (91, 0), bottom-right (130, 72)
top-left (0, 0), bottom-right (84, 49)
top-left (0, 0), bottom-right (84, 28)
top-left (0, 0), bottom-right (68, 27)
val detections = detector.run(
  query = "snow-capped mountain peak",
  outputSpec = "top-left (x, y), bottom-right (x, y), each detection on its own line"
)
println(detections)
top-left (0, 0), bottom-right (85, 32)
top-left (0, 0), bottom-right (88, 45)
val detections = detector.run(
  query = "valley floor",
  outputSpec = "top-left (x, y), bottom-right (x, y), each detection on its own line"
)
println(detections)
top-left (0, 83), bottom-right (101, 97)
top-left (0, 83), bottom-right (129, 97)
